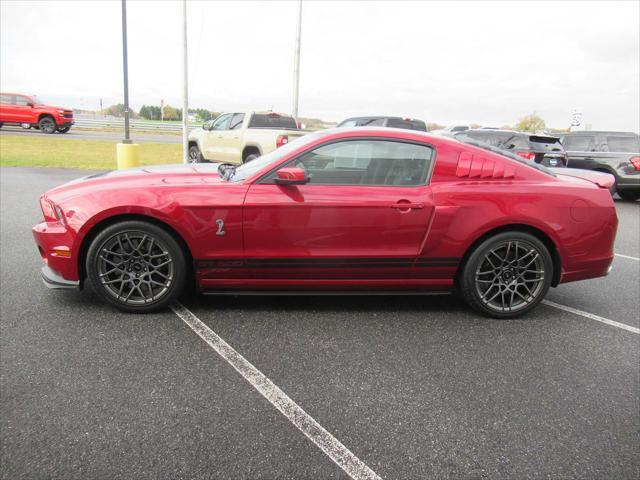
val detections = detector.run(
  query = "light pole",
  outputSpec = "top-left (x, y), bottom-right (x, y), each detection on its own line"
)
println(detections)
top-left (116, 0), bottom-right (139, 169)
top-left (292, 0), bottom-right (302, 119)
top-left (121, 0), bottom-right (131, 144)
top-left (182, 0), bottom-right (189, 164)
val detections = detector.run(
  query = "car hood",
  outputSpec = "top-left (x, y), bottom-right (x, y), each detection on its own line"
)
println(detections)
top-left (45, 163), bottom-right (225, 202)
top-left (35, 104), bottom-right (71, 111)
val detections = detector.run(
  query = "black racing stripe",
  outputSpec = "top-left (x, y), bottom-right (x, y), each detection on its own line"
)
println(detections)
top-left (196, 257), bottom-right (460, 269)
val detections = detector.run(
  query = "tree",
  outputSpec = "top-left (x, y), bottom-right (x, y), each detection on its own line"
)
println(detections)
top-left (516, 113), bottom-right (546, 133)
top-left (425, 122), bottom-right (445, 132)
top-left (104, 104), bottom-right (126, 117)
top-left (162, 105), bottom-right (181, 121)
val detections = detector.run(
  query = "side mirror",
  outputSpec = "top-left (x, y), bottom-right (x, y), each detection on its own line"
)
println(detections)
top-left (202, 122), bottom-right (208, 130)
top-left (274, 167), bottom-right (309, 185)
top-left (27, 102), bottom-right (34, 108)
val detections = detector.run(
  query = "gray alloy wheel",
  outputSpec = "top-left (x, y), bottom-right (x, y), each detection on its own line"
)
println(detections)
top-left (86, 221), bottom-right (187, 313)
top-left (188, 145), bottom-right (202, 163)
top-left (38, 116), bottom-right (56, 134)
top-left (460, 231), bottom-right (553, 318)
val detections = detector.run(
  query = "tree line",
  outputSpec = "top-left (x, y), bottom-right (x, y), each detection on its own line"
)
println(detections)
top-left (103, 104), bottom-right (219, 122)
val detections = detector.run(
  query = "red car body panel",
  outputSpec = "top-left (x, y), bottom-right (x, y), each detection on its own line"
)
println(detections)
top-left (0, 92), bottom-right (74, 127)
top-left (32, 129), bottom-right (617, 294)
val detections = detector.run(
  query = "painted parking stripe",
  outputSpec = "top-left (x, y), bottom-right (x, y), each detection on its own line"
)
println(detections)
top-left (615, 253), bottom-right (640, 261)
top-left (170, 302), bottom-right (382, 480)
top-left (542, 300), bottom-right (640, 334)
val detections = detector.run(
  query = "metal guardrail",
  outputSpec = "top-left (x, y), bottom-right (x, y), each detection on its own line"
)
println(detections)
top-left (74, 118), bottom-right (198, 132)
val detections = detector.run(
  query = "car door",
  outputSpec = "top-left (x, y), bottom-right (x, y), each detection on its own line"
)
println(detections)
top-left (217, 113), bottom-right (245, 163)
top-left (243, 138), bottom-right (436, 283)
top-left (13, 95), bottom-right (35, 123)
top-left (562, 134), bottom-right (597, 169)
top-left (0, 94), bottom-right (17, 123)
top-left (202, 113), bottom-right (232, 160)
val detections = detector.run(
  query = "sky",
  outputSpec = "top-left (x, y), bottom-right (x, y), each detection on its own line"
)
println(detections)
top-left (1, 0), bottom-right (638, 130)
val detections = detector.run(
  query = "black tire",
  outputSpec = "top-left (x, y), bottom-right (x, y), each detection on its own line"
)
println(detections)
top-left (38, 116), bottom-right (56, 134)
top-left (85, 220), bottom-right (188, 313)
top-left (244, 153), bottom-right (260, 163)
top-left (188, 145), bottom-right (203, 163)
top-left (57, 126), bottom-right (71, 133)
top-left (0, 123), bottom-right (3, 128)
top-left (459, 231), bottom-right (553, 319)
top-left (617, 189), bottom-right (640, 201)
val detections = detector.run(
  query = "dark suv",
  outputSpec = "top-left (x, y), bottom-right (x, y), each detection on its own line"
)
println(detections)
top-left (556, 131), bottom-right (639, 201)
top-left (454, 129), bottom-right (568, 167)
top-left (337, 116), bottom-right (427, 131)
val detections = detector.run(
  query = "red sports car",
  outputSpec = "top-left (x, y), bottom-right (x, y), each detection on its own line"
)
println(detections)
top-left (32, 128), bottom-right (618, 318)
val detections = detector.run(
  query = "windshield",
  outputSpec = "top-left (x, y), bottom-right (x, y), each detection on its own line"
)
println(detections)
top-left (453, 136), bottom-right (556, 176)
top-left (230, 131), bottom-right (324, 182)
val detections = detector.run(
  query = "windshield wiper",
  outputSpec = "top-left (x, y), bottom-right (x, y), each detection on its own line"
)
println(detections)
top-left (217, 163), bottom-right (237, 181)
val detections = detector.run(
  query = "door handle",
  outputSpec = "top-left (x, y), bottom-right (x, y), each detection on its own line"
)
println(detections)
top-left (391, 202), bottom-right (424, 210)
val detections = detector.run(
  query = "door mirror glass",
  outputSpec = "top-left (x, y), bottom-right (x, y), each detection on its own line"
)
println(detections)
top-left (27, 102), bottom-right (34, 108)
top-left (274, 167), bottom-right (309, 185)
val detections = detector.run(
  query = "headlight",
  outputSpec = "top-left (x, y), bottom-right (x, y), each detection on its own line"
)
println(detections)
top-left (58, 109), bottom-right (65, 114)
top-left (40, 197), bottom-right (64, 223)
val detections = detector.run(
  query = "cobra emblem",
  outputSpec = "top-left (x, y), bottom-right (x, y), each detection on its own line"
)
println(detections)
top-left (215, 219), bottom-right (226, 236)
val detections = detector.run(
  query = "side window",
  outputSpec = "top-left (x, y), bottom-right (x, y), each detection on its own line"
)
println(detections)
top-left (15, 96), bottom-right (31, 106)
top-left (0, 94), bottom-right (12, 104)
top-left (502, 135), bottom-right (529, 150)
top-left (563, 135), bottom-right (595, 152)
top-left (210, 114), bottom-right (232, 131)
top-left (268, 140), bottom-right (434, 186)
top-left (339, 119), bottom-right (357, 127)
top-left (357, 118), bottom-right (385, 127)
top-left (229, 113), bottom-right (245, 130)
top-left (604, 136), bottom-right (639, 153)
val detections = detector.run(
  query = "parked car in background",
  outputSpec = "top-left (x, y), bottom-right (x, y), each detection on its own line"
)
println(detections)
top-left (337, 116), bottom-right (427, 131)
top-left (556, 131), bottom-right (639, 201)
top-left (33, 128), bottom-right (617, 318)
top-left (431, 125), bottom-right (470, 136)
top-left (0, 93), bottom-right (74, 133)
top-left (188, 111), bottom-right (305, 164)
top-left (454, 129), bottom-right (568, 167)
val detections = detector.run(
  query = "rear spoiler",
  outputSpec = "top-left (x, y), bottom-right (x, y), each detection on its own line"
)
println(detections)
top-left (550, 168), bottom-right (615, 189)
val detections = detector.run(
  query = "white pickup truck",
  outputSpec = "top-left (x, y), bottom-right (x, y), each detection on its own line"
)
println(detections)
top-left (188, 111), bottom-right (306, 164)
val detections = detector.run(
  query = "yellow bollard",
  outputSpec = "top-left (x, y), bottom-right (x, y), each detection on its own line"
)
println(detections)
top-left (116, 143), bottom-right (140, 170)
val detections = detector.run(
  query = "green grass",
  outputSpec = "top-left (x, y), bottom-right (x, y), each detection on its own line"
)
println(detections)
top-left (0, 135), bottom-right (182, 170)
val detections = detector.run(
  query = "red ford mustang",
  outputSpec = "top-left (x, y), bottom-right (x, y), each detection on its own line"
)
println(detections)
top-left (32, 128), bottom-right (618, 318)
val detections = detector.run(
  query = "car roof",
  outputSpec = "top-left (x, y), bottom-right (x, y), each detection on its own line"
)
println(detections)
top-left (563, 131), bottom-right (638, 136)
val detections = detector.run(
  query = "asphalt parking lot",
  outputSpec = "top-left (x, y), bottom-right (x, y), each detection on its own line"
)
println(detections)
top-left (0, 125), bottom-right (181, 144)
top-left (1, 167), bottom-right (638, 479)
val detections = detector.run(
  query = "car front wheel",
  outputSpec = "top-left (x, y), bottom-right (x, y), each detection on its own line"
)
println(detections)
top-left (38, 116), bottom-right (57, 134)
top-left (459, 231), bottom-right (553, 318)
top-left (617, 189), bottom-right (639, 201)
top-left (86, 221), bottom-right (187, 313)
top-left (188, 145), bottom-right (202, 163)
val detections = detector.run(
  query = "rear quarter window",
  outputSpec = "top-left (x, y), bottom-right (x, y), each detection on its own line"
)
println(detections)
top-left (248, 114), bottom-right (298, 130)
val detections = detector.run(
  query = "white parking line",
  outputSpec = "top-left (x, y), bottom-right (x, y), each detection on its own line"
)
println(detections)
top-left (615, 253), bottom-right (640, 261)
top-left (542, 300), bottom-right (640, 334)
top-left (170, 302), bottom-right (382, 480)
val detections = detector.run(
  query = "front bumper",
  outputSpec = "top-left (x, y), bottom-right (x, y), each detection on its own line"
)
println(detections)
top-left (32, 221), bottom-right (79, 285)
top-left (41, 265), bottom-right (79, 289)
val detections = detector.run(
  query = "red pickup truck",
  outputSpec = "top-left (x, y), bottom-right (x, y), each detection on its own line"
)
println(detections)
top-left (0, 93), bottom-right (74, 133)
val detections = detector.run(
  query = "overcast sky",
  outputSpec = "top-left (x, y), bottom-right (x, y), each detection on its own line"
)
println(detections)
top-left (1, 0), bottom-right (638, 130)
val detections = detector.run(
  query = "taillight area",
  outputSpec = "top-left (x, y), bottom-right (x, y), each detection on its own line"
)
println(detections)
top-left (516, 151), bottom-right (536, 161)
top-left (630, 156), bottom-right (640, 171)
top-left (276, 135), bottom-right (289, 148)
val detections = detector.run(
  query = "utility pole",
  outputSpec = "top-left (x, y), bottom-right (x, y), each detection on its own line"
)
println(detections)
top-left (116, 0), bottom-right (139, 169)
top-left (292, 0), bottom-right (302, 119)
top-left (121, 0), bottom-right (131, 144)
top-left (182, 0), bottom-right (189, 163)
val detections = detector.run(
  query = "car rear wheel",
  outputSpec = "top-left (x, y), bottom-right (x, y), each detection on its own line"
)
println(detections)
top-left (57, 126), bottom-right (71, 133)
top-left (86, 221), bottom-right (187, 313)
top-left (38, 116), bottom-right (56, 134)
top-left (617, 190), bottom-right (639, 201)
top-left (459, 231), bottom-right (553, 318)
top-left (188, 145), bottom-right (202, 163)
top-left (244, 153), bottom-right (260, 163)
